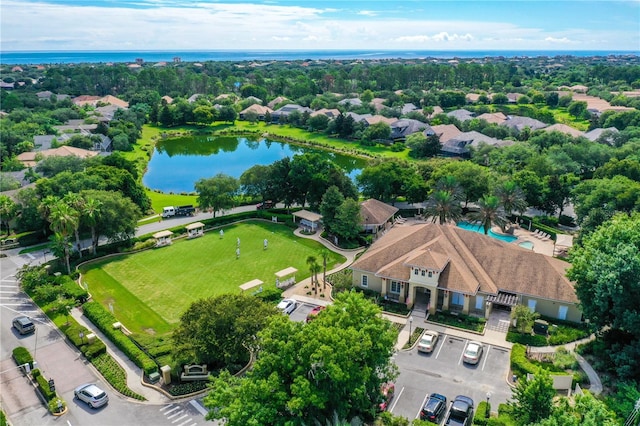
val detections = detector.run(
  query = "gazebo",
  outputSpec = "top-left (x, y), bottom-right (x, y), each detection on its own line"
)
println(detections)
top-left (153, 230), bottom-right (173, 247)
top-left (292, 210), bottom-right (322, 232)
top-left (275, 267), bottom-right (298, 289)
top-left (554, 233), bottom-right (574, 256)
top-left (185, 222), bottom-right (205, 239)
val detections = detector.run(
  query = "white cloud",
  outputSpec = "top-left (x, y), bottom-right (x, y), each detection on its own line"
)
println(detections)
top-left (1, 0), bottom-right (637, 51)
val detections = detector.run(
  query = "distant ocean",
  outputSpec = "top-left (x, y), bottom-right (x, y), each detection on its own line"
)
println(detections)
top-left (1, 50), bottom-right (637, 65)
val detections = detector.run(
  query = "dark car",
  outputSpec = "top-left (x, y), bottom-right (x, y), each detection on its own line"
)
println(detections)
top-left (12, 316), bottom-right (35, 335)
top-left (420, 393), bottom-right (447, 423)
top-left (445, 395), bottom-right (474, 426)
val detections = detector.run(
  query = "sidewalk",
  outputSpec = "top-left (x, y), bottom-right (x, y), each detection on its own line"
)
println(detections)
top-left (70, 307), bottom-right (169, 404)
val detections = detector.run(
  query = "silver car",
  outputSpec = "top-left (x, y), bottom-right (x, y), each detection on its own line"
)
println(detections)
top-left (74, 383), bottom-right (109, 408)
top-left (462, 341), bottom-right (483, 365)
top-left (277, 298), bottom-right (298, 315)
top-left (417, 330), bottom-right (439, 353)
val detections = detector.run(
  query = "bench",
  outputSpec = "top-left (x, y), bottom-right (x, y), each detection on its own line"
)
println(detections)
top-left (180, 364), bottom-right (210, 382)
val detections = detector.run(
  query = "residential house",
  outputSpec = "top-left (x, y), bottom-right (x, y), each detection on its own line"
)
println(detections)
top-left (401, 103), bottom-right (419, 115)
top-left (441, 131), bottom-right (512, 158)
top-left (93, 104), bottom-right (121, 122)
top-left (244, 96), bottom-right (263, 105)
top-left (16, 146), bottom-right (99, 168)
top-left (541, 124), bottom-right (584, 138)
top-left (99, 95), bottom-right (128, 108)
top-left (583, 127), bottom-right (619, 143)
top-left (338, 98), bottom-right (363, 107)
top-left (187, 94), bottom-right (204, 103)
top-left (271, 104), bottom-right (312, 122)
top-left (446, 109), bottom-right (475, 122)
top-left (161, 95), bottom-right (174, 104)
top-left (371, 98), bottom-right (386, 112)
top-left (360, 199), bottom-right (399, 235)
top-left (390, 119), bottom-right (434, 140)
top-left (431, 124), bottom-right (462, 144)
top-left (364, 115), bottom-right (397, 127)
top-left (506, 93), bottom-right (525, 103)
top-left (350, 224), bottom-right (581, 322)
top-left (475, 112), bottom-right (507, 125)
top-left (239, 104), bottom-right (273, 120)
top-left (310, 108), bottom-right (341, 119)
top-left (72, 95), bottom-right (101, 107)
top-left (267, 96), bottom-right (288, 109)
top-left (53, 119), bottom-right (98, 134)
top-left (500, 115), bottom-right (547, 132)
top-left (92, 134), bottom-right (113, 153)
top-left (427, 106), bottom-right (444, 119)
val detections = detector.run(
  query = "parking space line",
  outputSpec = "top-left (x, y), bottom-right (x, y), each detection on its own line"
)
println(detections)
top-left (388, 386), bottom-right (404, 413)
top-left (415, 393), bottom-right (429, 419)
top-left (434, 334), bottom-right (446, 359)
top-left (457, 339), bottom-right (468, 365)
top-left (481, 345), bottom-right (492, 371)
top-left (172, 414), bottom-right (189, 423)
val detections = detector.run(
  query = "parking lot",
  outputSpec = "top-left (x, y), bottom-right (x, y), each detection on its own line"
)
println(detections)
top-left (389, 331), bottom-right (513, 423)
top-left (287, 301), bottom-right (319, 323)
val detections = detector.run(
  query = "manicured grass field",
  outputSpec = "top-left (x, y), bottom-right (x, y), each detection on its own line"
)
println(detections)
top-left (80, 221), bottom-right (345, 334)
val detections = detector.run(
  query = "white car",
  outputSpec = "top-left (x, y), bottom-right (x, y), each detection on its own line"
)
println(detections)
top-left (74, 383), bottom-right (109, 408)
top-left (277, 298), bottom-right (298, 315)
top-left (417, 330), bottom-right (439, 353)
top-left (462, 341), bottom-right (483, 365)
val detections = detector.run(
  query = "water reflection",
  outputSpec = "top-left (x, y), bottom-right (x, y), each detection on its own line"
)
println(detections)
top-left (143, 136), bottom-right (366, 193)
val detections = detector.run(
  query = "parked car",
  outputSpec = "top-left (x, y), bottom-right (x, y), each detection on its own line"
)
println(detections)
top-left (305, 305), bottom-right (326, 322)
top-left (12, 316), bottom-right (35, 335)
top-left (462, 340), bottom-right (483, 365)
top-left (445, 395), bottom-right (474, 426)
top-left (420, 393), bottom-right (447, 423)
top-left (74, 383), bottom-right (109, 408)
top-left (417, 330), bottom-right (439, 353)
top-left (277, 298), bottom-right (298, 315)
top-left (378, 382), bottom-right (395, 411)
top-left (256, 200), bottom-right (274, 210)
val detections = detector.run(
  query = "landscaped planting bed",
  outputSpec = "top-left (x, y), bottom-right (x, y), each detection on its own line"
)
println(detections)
top-left (427, 311), bottom-right (486, 333)
top-left (92, 353), bottom-right (146, 400)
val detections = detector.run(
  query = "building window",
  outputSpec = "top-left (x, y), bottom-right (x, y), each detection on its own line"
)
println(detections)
top-left (390, 281), bottom-right (401, 294)
top-left (451, 292), bottom-right (464, 306)
top-left (475, 295), bottom-right (484, 310)
top-left (361, 275), bottom-right (368, 288)
top-left (428, 271), bottom-right (433, 278)
top-left (528, 299), bottom-right (537, 313)
top-left (414, 269), bottom-right (419, 275)
top-left (558, 305), bottom-right (568, 320)
top-left (421, 270), bottom-right (425, 276)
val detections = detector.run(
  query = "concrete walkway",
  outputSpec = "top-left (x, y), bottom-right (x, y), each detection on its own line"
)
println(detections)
top-left (70, 307), bottom-right (170, 404)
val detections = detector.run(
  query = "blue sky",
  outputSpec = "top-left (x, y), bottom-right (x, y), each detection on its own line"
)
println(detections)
top-left (2, 0), bottom-right (639, 51)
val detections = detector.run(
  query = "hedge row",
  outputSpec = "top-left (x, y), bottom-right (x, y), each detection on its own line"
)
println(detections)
top-left (31, 369), bottom-right (56, 401)
top-left (61, 321), bottom-right (107, 359)
top-left (82, 301), bottom-right (158, 375)
top-left (12, 346), bottom-right (33, 368)
top-left (510, 344), bottom-right (541, 378)
top-left (506, 331), bottom-right (548, 346)
top-left (92, 353), bottom-right (145, 401)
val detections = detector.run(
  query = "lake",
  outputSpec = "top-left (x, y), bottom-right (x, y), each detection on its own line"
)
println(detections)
top-left (142, 135), bottom-right (367, 193)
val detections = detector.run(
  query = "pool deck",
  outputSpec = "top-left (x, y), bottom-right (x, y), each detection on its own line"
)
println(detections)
top-left (505, 226), bottom-right (556, 257)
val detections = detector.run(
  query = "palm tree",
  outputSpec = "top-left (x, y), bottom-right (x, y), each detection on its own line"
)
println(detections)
top-left (470, 195), bottom-right (507, 235)
top-left (424, 190), bottom-right (463, 225)
top-left (83, 197), bottom-right (102, 254)
top-left (39, 195), bottom-right (60, 236)
top-left (48, 201), bottom-right (79, 274)
top-left (306, 255), bottom-right (319, 293)
top-left (435, 175), bottom-right (463, 200)
top-left (63, 192), bottom-right (85, 257)
top-left (320, 249), bottom-right (330, 290)
top-left (495, 180), bottom-right (527, 217)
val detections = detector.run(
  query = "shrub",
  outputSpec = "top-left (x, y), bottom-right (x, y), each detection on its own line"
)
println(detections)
top-left (547, 324), bottom-right (590, 345)
top-left (91, 353), bottom-right (146, 400)
top-left (32, 369), bottom-right (56, 401)
top-left (82, 301), bottom-right (158, 375)
top-left (167, 381), bottom-right (209, 396)
top-left (506, 330), bottom-right (548, 346)
top-left (82, 340), bottom-right (107, 359)
top-left (252, 286), bottom-right (282, 303)
top-left (59, 277), bottom-right (88, 302)
top-left (475, 400), bottom-right (490, 425)
top-left (48, 397), bottom-right (66, 414)
top-left (510, 344), bottom-right (540, 378)
top-left (12, 346), bottom-right (34, 368)
top-left (552, 347), bottom-right (578, 370)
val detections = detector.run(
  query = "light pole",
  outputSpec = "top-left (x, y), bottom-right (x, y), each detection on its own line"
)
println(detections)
top-left (486, 392), bottom-right (492, 418)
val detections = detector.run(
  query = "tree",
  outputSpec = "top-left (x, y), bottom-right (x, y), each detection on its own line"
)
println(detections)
top-left (511, 304), bottom-right (539, 334)
top-left (319, 186), bottom-right (345, 235)
top-left (172, 294), bottom-right (277, 369)
top-left (429, 161), bottom-right (492, 208)
top-left (572, 176), bottom-right (640, 224)
top-left (406, 133), bottom-right (441, 158)
top-left (81, 189), bottom-right (141, 250)
top-left (81, 196), bottom-right (102, 255)
top-left (195, 173), bottom-right (239, 217)
top-left (357, 160), bottom-right (415, 203)
top-left (567, 101), bottom-right (588, 118)
top-left (424, 190), bottom-right (462, 225)
top-left (308, 114), bottom-right (330, 132)
top-left (47, 199), bottom-right (79, 274)
top-left (361, 122), bottom-right (391, 143)
top-left (494, 180), bottom-right (527, 217)
top-left (320, 249), bottom-right (330, 290)
top-left (567, 213), bottom-right (640, 350)
top-left (509, 369), bottom-right (555, 425)
top-left (541, 173), bottom-right (579, 218)
top-left (240, 164), bottom-right (271, 201)
top-left (203, 291), bottom-right (398, 425)
top-left (307, 255), bottom-right (321, 294)
top-left (62, 192), bottom-right (85, 257)
top-left (332, 199), bottom-right (362, 244)
top-left (218, 105), bottom-right (237, 123)
top-left (470, 195), bottom-right (507, 234)
top-left (0, 195), bottom-right (18, 235)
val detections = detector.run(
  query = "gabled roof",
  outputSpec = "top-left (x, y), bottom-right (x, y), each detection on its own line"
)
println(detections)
top-left (267, 96), bottom-right (288, 109)
top-left (446, 109), bottom-right (475, 122)
top-left (310, 108), bottom-right (341, 118)
top-left (345, 112), bottom-right (372, 123)
top-left (338, 97), bottom-right (362, 107)
top-left (16, 146), bottom-right (99, 167)
top-left (541, 123), bottom-right (584, 138)
top-left (351, 224), bottom-right (577, 302)
top-left (273, 104), bottom-right (312, 115)
top-left (476, 112), bottom-right (507, 125)
top-left (401, 103), bottom-right (419, 114)
top-left (431, 124), bottom-right (462, 143)
top-left (390, 119), bottom-right (433, 139)
top-left (500, 115), bottom-right (547, 131)
top-left (364, 115), bottom-right (397, 126)
top-left (100, 95), bottom-right (129, 108)
top-left (360, 199), bottom-right (399, 226)
top-left (583, 127), bottom-right (619, 142)
top-left (187, 94), bottom-right (204, 103)
top-left (240, 104), bottom-right (273, 115)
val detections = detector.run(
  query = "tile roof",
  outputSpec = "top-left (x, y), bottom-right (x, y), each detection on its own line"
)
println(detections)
top-left (431, 124), bottom-right (462, 143)
top-left (360, 199), bottom-right (399, 226)
top-left (351, 223), bottom-right (577, 302)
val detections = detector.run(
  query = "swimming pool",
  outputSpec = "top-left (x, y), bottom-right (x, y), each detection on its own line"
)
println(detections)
top-left (518, 241), bottom-right (535, 250)
top-left (456, 222), bottom-right (518, 243)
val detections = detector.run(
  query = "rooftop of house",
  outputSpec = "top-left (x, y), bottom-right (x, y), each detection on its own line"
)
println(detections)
top-left (360, 198), bottom-right (400, 226)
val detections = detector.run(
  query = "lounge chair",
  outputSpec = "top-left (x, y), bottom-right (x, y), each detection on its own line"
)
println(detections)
top-left (533, 230), bottom-right (543, 239)
top-left (542, 233), bottom-right (551, 241)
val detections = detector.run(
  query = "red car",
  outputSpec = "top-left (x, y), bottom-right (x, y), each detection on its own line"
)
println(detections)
top-left (305, 305), bottom-right (326, 322)
top-left (378, 382), bottom-right (395, 411)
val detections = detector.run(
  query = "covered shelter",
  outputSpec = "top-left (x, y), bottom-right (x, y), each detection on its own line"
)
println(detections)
top-left (292, 210), bottom-right (322, 232)
top-left (239, 279), bottom-right (263, 292)
top-left (153, 230), bottom-right (173, 247)
top-left (360, 198), bottom-right (399, 234)
top-left (185, 222), bottom-right (205, 239)
top-left (275, 267), bottom-right (298, 289)
top-left (554, 234), bottom-right (574, 256)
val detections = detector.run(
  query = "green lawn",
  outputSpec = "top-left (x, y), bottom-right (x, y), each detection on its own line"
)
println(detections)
top-left (80, 221), bottom-right (345, 334)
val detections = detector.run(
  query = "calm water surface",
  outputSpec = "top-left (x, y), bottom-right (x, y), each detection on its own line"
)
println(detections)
top-left (143, 135), bottom-right (367, 193)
